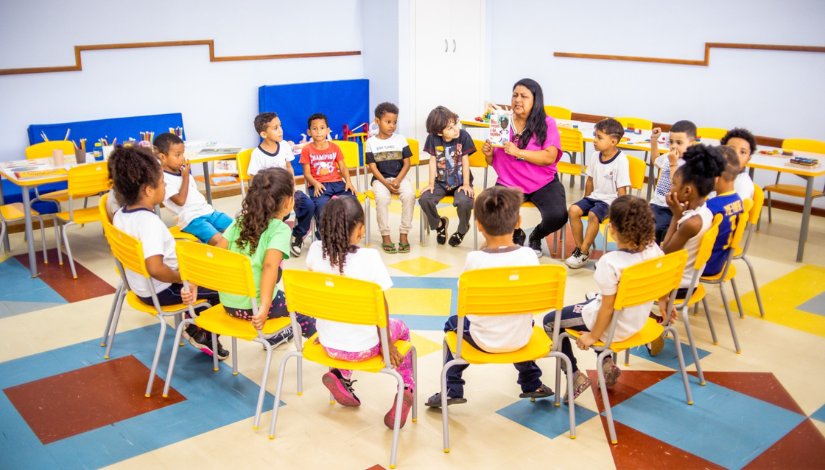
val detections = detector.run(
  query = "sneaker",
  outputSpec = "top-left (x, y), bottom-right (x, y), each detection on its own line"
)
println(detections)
top-left (563, 370), bottom-right (592, 405)
top-left (436, 217), bottom-right (449, 245)
top-left (585, 292), bottom-right (599, 301)
top-left (384, 388), bottom-right (414, 429)
top-left (513, 227), bottom-right (526, 246)
top-left (180, 324), bottom-right (199, 344)
top-left (528, 230), bottom-right (544, 258)
top-left (322, 369), bottom-right (361, 406)
top-left (197, 330), bottom-right (230, 361)
top-left (425, 391), bottom-right (467, 408)
top-left (564, 247), bottom-right (589, 269)
top-left (448, 231), bottom-right (465, 247)
top-left (290, 235), bottom-right (303, 258)
top-left (263, 326), bottom-right (293, 350)
top-left (602, 357), bottom-right (621, 388)
top-left (647, 335), bottom-right (665, 357)
top-left (518, 383), bottom-right (554, 399)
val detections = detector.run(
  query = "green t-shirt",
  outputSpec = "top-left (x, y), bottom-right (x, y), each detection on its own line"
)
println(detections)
top-left (219, 217), bottom-right (291, 309)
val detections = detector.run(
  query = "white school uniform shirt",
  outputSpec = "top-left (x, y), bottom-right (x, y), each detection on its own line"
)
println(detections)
top-left (734, 172), bottom-right (755, 201)
top-left (650, 155), bottom-right (685, 207)
top-left (581, 243), bottom-right (664, 342)
top-left (162, 170), bottom-right (214, 228)
top-left (306, 241), bottom-right (393, 353)
top-left (677, 204), bottom-right (713, 288)
top-left (247, 141), bottom-right (294, 176)
top-left (586, 150), bottom-right (632, 203)
top-left (112, 207), bottom-right (178, 298)
top-left (461, 246), bottom-right (539, 353)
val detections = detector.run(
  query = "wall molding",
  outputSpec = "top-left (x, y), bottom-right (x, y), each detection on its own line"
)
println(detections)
top-left (0, 40), bottom-right (361, 76)
top-left (554, 42), bottom-right (825, 66)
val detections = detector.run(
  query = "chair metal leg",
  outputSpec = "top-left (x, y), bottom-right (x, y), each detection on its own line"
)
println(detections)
top-left (680, 306), bottom-right (705, 385)
top-left (163, 318), bottom-right (194, 397)
top-left (623, 349), bottom-right (630, 367)
top-left (411, 346), bottom-right (418, 422)
top-left (268, 350), bottom-right (303, 438)
top-left (103, 288), bottom-right (126, 359)
top-left (441, 356), bottom-right (468, 452)
top-left (731, 279), bottom-right (744, 319)
top-left (385, 368), bottom-right (405, 468)
top-left (232, 337), bottom-right (238, 374)
top-left (473, 214), bottom-right (478, 250)
top-left (33, 215), bottom-right (47, 264)
top-left (62, 222), bottom-right (77, 279)
top-left (718, 284), bottom-right (742, 353)
top-left (419, 207), bottom-right (426, 247)
top-left (145, 317), bottom-right (167, 397)
top-left (742, 256), bottom-right (765, 317)
top-left (701, 297), bottom-right (718, 345)
top-left (596, 350), bottom-right (618, 444)
top-left (767, 191), bottom-right (772, 223)
top-left (365, 197), bottom-right (371, 247)
top-left (55, 222), bottom-right (63, 265)
top-left (666, 326), bottom-right (694, 405)
top-left (211, 332), bottom-right (219, 371)
top-left (549, 352), bottom-right (577, 438)
top-left (693, 302), bottom-right (699, 316)
top-left (253, 340), bottom-right (274, 429)
top-left (101, 279), bottom-right (123, 347)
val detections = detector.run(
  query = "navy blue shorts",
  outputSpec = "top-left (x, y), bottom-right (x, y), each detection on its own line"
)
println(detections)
top-left (573, 197), bottom-right (610, 222)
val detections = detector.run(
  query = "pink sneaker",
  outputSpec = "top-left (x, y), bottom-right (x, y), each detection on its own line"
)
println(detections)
top-left (384, 388), bottom-right (414, 429)
top-left (322, 369), bottom-right (360, 407)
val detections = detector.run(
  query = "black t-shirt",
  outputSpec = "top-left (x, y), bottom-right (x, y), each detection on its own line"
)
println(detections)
top-left (365, 134), bottom-right (412, 183)
top-left (423, 129), bottom-right (476, 190)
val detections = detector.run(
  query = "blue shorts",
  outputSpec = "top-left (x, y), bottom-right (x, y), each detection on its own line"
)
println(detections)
top-left (573, 197), bottom-right (610, 222)
top-left (183, 211), bottom-right (233, 243)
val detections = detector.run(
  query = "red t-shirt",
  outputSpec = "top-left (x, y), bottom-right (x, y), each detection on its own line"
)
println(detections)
top-left (299, 142), bottom-right (344, 183)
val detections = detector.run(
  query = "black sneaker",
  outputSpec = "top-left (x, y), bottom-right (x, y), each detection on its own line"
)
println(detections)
top-left (263, 326), bottom-right (294, 350)
top-left (448, 231), bottom-right (465, 247)
top-left (181, 324), bottom-right (199, 344)
top-left (513, 227), bottom-right (526, 246)
top-left (193, 330), bottom-right (229, 361)
top-left (290, 235), bottom-right (303, 258)
top-left (528, 230), bottom-right (544, 258)
top-left (436, 217), bottom-right (449, 245)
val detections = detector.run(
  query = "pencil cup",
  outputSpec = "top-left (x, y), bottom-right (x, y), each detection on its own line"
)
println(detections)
top-left (52, 149), bottom-right (64, 167)
top-left (102, 145), bottom-right (114, 160)
top-left (75, 147), bottom-right (87, 164)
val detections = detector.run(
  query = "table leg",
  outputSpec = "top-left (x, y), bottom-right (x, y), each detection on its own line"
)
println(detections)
top-left (748, 167), bottom-right (755, 179)
top-left (646, 157), bottom-right (655, 201)
top-left (202, 162), bottom-right (212, 205)
top-left (797, 176), bottom-right (814, 262)
top-left (21, 188), bottom-right (37, 277)
top-left (0, 185), bottom-right (9, 252)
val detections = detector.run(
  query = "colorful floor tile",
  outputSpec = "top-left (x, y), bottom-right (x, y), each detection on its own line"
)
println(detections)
top-left (496, 397), bottom-right (597, 439)
top-left (388, 256), bottom-right (451, 277)
top-left (13, 248), bottom-right (116, 303)
top-left (627, 336), bottom-right (711, 370)
top-left (0, 256), bottom-right (68, 318)
top-left (409, 331), bottom-right (441, 357)
top-left (811, 404), bottom-right (825, 423)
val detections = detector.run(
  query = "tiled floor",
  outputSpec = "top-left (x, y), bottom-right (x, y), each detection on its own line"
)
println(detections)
top-left (1, 169), bottom-right (825, 470)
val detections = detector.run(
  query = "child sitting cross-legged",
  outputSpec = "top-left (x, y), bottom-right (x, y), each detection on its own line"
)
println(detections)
top-left (545, 195), bottom-right (670, 403)
top-left (426, 186), bottom-right (555, 409)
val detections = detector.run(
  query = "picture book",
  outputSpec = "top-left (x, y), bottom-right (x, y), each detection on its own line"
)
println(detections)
top-left (488, 109), bottom-right (513, 147)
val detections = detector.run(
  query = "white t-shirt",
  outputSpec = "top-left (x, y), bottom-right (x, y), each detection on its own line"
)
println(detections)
top-left (306, 241), bottom-right (393, 352)
top-left (586, 150), bottom-right (631, 203)
top-left (162, 170), bottom-right (214, 228)
top-left (734, 172), bottom-right (755, 201)
top-left (461, 246), bottom-right (539, 353)
top-left (247, 141), bottom-right (294, 176)
top-left (650, 155), bottom-right (685, 207)
top-left (677, 204), bottom-right (713, 288)
top-left (112, 208), bottom-right (178, 298)
top-left (105, 189), bottom-right (121, 222)
top-left (581, 243), bottom-right (664, 342)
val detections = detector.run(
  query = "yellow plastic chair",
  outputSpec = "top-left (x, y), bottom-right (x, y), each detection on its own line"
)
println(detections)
top-left (270, 270), bottom-right (417, 469)
top-left (163, 242), bottom-right (294, 429)
top-left (732, 185), bottom-right (765, 318)
top-left (236, 148), bottom-right (254, 198)
top-left (54, 163), bottom-right (111, 278)
top-left (100, 212), bottom-right (211, 397)
top-left (0, 202), bottom-right (48, 262)
top-left (26, 141), bottom-right (97, 208)
top-left (614, 117), bottom-right (653, 131)
top-left (562, 250), bottom-right (693, 444)
top-left (363, 138), bottom-right (422, 247)
top-left (419, 140), bottom-right (489, 249)
top-left (439, 265), bottom-right (576, 452)
top-left (558, 127), bottom-right (586, 189)
top-left (696, 127), bottom-right (728, 140)
top-left (698, 199), bottom-right (752, 353)
top-left (763, 138), bottom-right (825, 224)
top-left (561, 155), bottom-right (647, 258)
top-left (544, 105), bottom-right (572, 120)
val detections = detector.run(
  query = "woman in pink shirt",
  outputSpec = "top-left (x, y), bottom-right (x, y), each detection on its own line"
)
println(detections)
top-left (481, 78), bottom-right (567, 258)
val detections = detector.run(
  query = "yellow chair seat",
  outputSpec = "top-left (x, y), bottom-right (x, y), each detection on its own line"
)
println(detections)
top-left (194, 305), bottom-right (291, 341)
top-left (301, 333), bottom-right (412, 372)
top-left (445, 326), bottom-right (551, 365)
top-left (557, 162), bottom-right (583, 176)
top-left (168, 226), bottom-right (200, 242)
top-left (364, 189), bottom-right (421, 200)
top-left (55, 207), bottom-right (100, 225)
top-left (701, 265), bottom-right (737, 282)
top-left (1, 203), bottom-right (40, 220)
top-left (125, 291), bottom-right (208, 316)
top-left (763, 184), bottom-right (823, 199)
top-left (566, 317), bottom-right (664, 354)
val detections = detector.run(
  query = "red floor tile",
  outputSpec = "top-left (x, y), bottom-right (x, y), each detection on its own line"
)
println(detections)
top-left (586, 369), bottom-right (676, 410)
top-left (742, 419), bottom-right (825, 470)
top-left (688, 371), bottom-right (805, 415)
top-left (14, 248), bottom-right (116, 302)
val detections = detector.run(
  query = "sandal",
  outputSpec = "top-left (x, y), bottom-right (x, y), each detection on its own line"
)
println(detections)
top-left (397, 242), bottom-right (410, 253)
top-left (425, 392), bottom-right (467, 408)
top-left (382, 243), bottom-right (397, 254)
top-left (519, 383), bottom-right (554, 399)
top-left (563, 370), bottom-right (592, 405)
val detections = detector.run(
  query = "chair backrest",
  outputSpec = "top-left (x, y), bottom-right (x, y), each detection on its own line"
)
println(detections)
top-left (614, 250), bottom-right (687, 310)
top-left (614, 117), bottom-right (652, 131)
top-left (544, 105), bottom-right (572, 120)
top-left (25, 141), bottom-right (75, 160)
top-left (782, 138), bottom-right (825, 154)
top-left (236, 148), bottom-right (253, 182)
top-left (282, 269), bottom-right (387, 327)
top-left (176, 241), bottom-right (258, 299)
top-left (694, 213), bottom-right (722, 271)
top-left (559, 127), bottom-right (585, 154)
top-left (98, 192), bottom-right (113, 224)
top-left (105, 222), bottom-right (150, 278)
top-left (627, 155), bottom-right (646, 192)
top-left (696, 127), bottom-right (727, 140)
top-left (729, 199), bottom-right (752, 250)
top-left (67, 162), bottom-right (110, 198)
top-left (457, 265), bottom-right (566, 317)
top-left (407, 138), bottom-right (420, 166)
top-left (334, 140), bottom-right (360, 169)
top-left (469, 141), bottom-right (489, 168)
top-left (737, 186), bottom-right (764, 257)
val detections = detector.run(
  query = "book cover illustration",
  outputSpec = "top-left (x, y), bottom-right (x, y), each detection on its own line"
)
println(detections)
top-left (488, 109), bottom-right (513, 147)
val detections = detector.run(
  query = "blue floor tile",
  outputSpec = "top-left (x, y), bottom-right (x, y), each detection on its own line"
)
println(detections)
top-left (628, 336), bottom-right (711, 370)
top-left (496, 397), bottom-right (597, 439)
top-left (811, 403), bottom-right (825, 423)
top-left (797, 291), bottom-right (825, 317)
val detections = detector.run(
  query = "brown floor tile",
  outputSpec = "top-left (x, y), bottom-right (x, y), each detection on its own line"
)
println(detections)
top-left (742, 419), bottom-right (825, 470)
top-left (688, 371), bottom-right (806, 415)
top-left (14, 248), bottom-right (116, 302)
top-left (586, 369), bottom-right (676, 410)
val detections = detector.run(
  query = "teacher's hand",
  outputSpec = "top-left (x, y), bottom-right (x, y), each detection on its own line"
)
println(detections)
top-left (503, 141), bottom-right (521, 158)
top-left (482, 139), bottom-right (493, 157)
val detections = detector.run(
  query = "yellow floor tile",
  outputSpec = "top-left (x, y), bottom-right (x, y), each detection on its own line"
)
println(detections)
top-left (385, 288), bottom-right (451, 316)
top-left (389, 256), bottom-right (451, 276)
top-left (410, 331), bottom-right (442, 357)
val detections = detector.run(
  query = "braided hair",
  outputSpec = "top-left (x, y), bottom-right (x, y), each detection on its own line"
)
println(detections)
top-left (319, 196), bottom-right (365, 274)
top-left (108, 145), bottom-right (161, 206)
top-left (677, 144), bottom-right (726, 197)
top-left (235, 168), bottom-right (294, 255)
top-left (609, 195), bottom-right (655, 252)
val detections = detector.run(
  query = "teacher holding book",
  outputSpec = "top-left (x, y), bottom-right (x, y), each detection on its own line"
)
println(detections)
top-left (481, 78), bottom-right (567, 258)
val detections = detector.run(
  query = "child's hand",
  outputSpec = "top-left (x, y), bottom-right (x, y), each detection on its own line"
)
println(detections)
top-left (251, 311), bottom-right (267, 330)
top-left (388, 343), bottom-right (404, 368)
top-left (390, 179), bottom-right (401, 190)
top-left (482, 139), bottom-right (493, 156)
top-left (181, 285), bottom-right (197, 304)
top-left (576, 332), bottom-right (597, 350)
top-left (668, 146), bottom-right (682, 165)
top-left (312, 183), bottom-right (326, 198)
top-left (651, 128), bottom-right (662, 140)
top-left (665, 190), bottom-right (686, 219)
top-left (458, 184), bottom-right (475, 198)
top-left (420, 184), bottom-right (433, 195)
top-left (344, 181), bottom-right (357, 195)
top-left (659, 301), bottom-right (678, 324)
top-left (384, 180), bottom-right (399, 195)
top-left (181, 160), bottom-right (190, 179)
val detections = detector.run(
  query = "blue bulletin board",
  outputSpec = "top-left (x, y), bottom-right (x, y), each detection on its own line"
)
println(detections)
top-left (27, 113), bottom-right (185, 147)
top-left (258, 79), bottom-right (369, 176)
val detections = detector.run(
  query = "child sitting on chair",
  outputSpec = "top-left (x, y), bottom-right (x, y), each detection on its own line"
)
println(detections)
top-left (704, 146), bottom-right (745, 277)
top-left (306, 197), bottom-right (415, 429)
top-left (649, 120), bottom-right (698, 243)
top-left (154, 133), bottom-right (233, 247)
top-left (545, 195), bottom-right (668, 403)
top-left (720, 128), bottom-right (757, 201)
top-left (425, 186), bottom-right (554, 409)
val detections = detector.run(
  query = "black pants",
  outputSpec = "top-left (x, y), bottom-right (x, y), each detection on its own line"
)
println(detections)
top-left (224, 290), bottom-right (317, 338)
top-left (651, 204), bottom-right (673, 244)
top-left (498, 172), bottom-right (568, 239)
top-left (138, 283), bottom-right (221, 335)
top-left (419, 184), bottom-right (474, 235)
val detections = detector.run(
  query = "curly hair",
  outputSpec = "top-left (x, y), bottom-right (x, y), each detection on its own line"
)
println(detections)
top-left (677, 144), bottom-right (726, 197)
top-left (512, 78), bottom-right (548, 149)
top-left (235, 168), bottom-right (295, 255)
top-left (375, 102), bottom-right (399, 119)
top-left (474, 186), bottom-right (523, 236)
top-left (425, 106), bottom-right (458, 135)
top-left (319, 196), bottom-right (365, 274)
top-left (254, 112), bottom-right (278, 134)
top-left (609, 195), bottom-right (655, 252)
top-left (153, 132), bottom-right (183, 156)
top-left (720, 127), bottom-right (757, 155)
top-left (108, 146), bottom-right (162, 206)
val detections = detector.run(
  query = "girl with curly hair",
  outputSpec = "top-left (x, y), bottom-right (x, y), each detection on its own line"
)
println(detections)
top-left (305, 196), bottom-right (415, 430)
top-left (221, 168), bottom-right (316, 347)
top-left (543, 195), bottom-right (669, 404)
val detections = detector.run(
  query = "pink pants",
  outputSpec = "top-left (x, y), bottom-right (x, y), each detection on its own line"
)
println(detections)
top-left (323, 318), bottom-right (414, 390)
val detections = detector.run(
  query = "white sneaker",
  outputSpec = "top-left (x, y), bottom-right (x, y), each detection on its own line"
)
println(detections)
top-left (564, 247), bottom-right (589, 269)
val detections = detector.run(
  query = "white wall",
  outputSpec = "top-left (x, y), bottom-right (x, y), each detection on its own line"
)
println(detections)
top-left (362, 0), bottom-right (400, 129)
top-left (0, 0), bottom-right (363, 162)
top-left (488, 0), bottom-right (825, 207)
